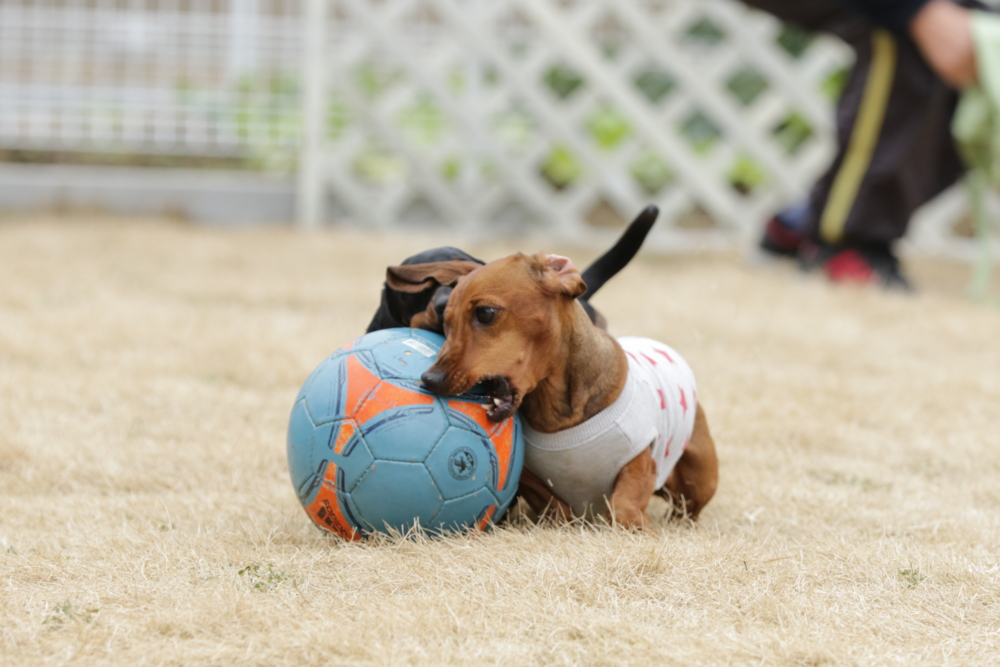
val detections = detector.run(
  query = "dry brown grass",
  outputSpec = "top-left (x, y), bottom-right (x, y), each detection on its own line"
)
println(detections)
top-left (2, 215), bottom-right (1000, 666)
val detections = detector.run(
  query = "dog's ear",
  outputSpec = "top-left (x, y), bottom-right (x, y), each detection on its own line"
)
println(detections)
top-left (541, 254), bottom-right (587, 299)
top-left (385, 260), bottom-right (481, 293)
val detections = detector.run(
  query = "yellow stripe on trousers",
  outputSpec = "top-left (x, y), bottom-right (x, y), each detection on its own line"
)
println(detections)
top-left (819, 30), bottom-right (897, 244)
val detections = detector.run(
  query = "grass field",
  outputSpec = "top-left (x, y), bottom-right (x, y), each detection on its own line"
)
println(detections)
top-left (2, 215), bottom-right (1000, 666)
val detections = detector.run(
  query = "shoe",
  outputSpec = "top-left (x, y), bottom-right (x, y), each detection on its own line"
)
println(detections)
top-left (819, 244), bottom-right (913, 291)
top-left (759, 214), bottom-right (806, 258)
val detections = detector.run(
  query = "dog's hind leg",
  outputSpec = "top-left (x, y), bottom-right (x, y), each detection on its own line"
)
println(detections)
top-left (658, 404), bottom-right (718, 521)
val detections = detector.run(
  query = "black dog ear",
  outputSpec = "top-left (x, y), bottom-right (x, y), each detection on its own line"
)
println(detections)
top-left (385, 260), bottom-right (481, 293)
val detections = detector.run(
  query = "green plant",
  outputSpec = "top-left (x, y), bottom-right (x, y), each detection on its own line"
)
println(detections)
top-left (685, 17), bottom-right (726, 46)
top-left (776, 24), bottom-right (813, 59)
top-left (398, 95), bottom-right (448, 147)
top-left (544, 65), bottom-right (585, 100)
top-left (898, 568), bottom-right (926, 589)
top-left (821, 67), bottom-right (849, 101)
top-left (634, 68), bottom-right (676, 104)
top-left (629, 149), bottom-right (673, 196)
top-left (586, 105), bottom-right (632, 150)
top-left (43, 600), bottom-right (98, 626)
top-left (235, 563), bottom-right (291, 592)
top-left (773, 111), bottom-right (814, 155)
top-left (356, 61), bottom-right (402, 99)
top-left (492, 107), bottom-right (535, 149)
top-left (327, 95), bottom-right (353, 141)
top-left (540, 144), bottom-right (583, 190)
top-left (681, 111), bottom-right (722, 154)
top-left (727, 68), bottom-right (769, 107)
top-left (728, 153), bottom-right (768, 194)
top-left (353, 146), bottom-right (406, 184)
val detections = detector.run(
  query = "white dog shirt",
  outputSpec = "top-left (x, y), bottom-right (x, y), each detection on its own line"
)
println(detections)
top-left (522, 337), bottom-right (697, 519)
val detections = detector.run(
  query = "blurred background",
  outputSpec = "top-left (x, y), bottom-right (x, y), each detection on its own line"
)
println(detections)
top-left (0, 0), bottom-right (987, 256)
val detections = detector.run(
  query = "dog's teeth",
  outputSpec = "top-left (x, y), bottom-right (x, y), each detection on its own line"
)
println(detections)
top-left (493, 398), bottom-right (503, 407)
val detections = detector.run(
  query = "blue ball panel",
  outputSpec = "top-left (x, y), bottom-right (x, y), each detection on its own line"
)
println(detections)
top-left (286, 405), bottom-right (377, 505)
top-left (301, 350), bottom-right (379, 425)
top-left (425, 427), bottom-right (496, 501)
top-left (328, 424), bottom-right (375, 495)
top-left (429, 488), bottom-right (501, 534)
top-left (360, 401), bottom-right (449, 463)
top-left (335, 489), bottom-right (368, 536)
top-left (287, 399), bottom-right (327, 504)
top-left (350, 461), bottom-right (444, 533)
top-left (368, 330), bottom-right (444, 381)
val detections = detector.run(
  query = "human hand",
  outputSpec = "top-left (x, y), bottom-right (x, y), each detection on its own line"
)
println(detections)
top-left (910, 0), bottom-right (978, 88)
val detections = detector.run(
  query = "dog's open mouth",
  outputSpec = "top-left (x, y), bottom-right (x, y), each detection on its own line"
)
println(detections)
top-left (480, 376), bottom-right (518, 422)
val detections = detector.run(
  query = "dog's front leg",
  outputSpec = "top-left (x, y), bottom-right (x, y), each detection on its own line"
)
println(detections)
top-left (608, 447), bottom-right (658, 530)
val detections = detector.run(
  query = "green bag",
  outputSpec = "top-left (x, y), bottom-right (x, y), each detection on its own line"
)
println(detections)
top-left (953, 12), bottom-right (1000, 183)
top-left (951, 11), bottom-right (1000, 301)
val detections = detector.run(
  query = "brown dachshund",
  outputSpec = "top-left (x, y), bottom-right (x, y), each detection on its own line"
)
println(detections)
top-left (420, 252), bottom-right (718, 529)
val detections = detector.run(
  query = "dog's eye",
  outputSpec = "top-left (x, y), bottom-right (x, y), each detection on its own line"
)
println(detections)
top-left (474, 306), bottom-right (497, 326)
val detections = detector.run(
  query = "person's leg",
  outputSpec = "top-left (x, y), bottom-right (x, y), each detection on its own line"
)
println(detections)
top-left (748, 0), bottom-right (881, 258)
top-left (748, 0), bottom-right (967, 288)
top-left (811, 29), bottom-right (964, 250)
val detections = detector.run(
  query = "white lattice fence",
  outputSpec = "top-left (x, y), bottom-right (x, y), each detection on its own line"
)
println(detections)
top-left (0, 0), bottom-right (301, 165)
top-left (298, 0), bottom-right (855, 249)
top-left (0, 0), bottom-right (988, 257)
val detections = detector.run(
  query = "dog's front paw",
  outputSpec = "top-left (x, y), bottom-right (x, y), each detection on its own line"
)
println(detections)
top-left (608, 503), bottom-right (650, 531)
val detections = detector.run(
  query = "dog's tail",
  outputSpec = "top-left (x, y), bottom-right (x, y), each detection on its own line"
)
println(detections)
top-left (580, 205), bottom-right (658, 297)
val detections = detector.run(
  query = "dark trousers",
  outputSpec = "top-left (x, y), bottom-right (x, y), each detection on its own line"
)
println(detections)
top-left (744, 0), bottom-right (966, 246)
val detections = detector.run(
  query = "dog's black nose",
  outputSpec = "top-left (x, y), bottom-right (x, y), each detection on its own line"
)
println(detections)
top-left (421, 368), bottom-right (447, 393)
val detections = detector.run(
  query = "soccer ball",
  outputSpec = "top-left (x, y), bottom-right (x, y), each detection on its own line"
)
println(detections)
top-left (287, 328), bottom-right (524, 539)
